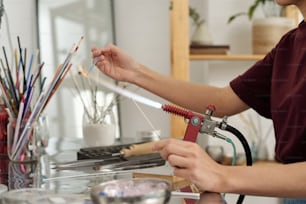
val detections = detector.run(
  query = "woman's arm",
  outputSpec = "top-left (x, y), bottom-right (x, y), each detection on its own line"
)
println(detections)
top-left (153, 138), bottom-right (306, 198)
top-left (223, 161), bottom-right (306, 197)
top-left (92, 45), bottom-right (249, 117)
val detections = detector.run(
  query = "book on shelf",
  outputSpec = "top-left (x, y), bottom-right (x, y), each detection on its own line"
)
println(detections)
top-left (190, 44), bottom-right (230, 55)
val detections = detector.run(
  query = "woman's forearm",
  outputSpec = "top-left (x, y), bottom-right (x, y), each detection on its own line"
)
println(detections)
top-left (132, 64), bottom-right (248, 116)
top-left (221, 161), bottom-right (306, 197)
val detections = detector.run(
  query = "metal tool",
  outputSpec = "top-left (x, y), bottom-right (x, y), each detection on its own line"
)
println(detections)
top-left (171, 191), bottom-right (200, 200)
top-left (53, 142), bottom-right (161, 170)
top-left (97, 159), bottom-right (165, 172)
top-left (162, 104), bottom-right (253, 204)
top-left (52, 157), bottom-right (120, 170)
top-left (97, 153), bottom-right (164, 171)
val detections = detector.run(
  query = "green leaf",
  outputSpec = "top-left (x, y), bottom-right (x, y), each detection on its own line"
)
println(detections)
top-left (228, 0), bottom-right (279, 23)
top-left (248, 4), bottom-right (256, 19)
top-left (248, 0), bottom-right (266, 19)
top-left (228, 12), bottom-right (247, 24)
top-left (189, 6), bottom-right (205, 27)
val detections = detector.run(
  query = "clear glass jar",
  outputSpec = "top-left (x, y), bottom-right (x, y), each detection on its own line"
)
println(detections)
top-left (8, 161), bottom-right (40, 190)
top-left (36, 113), bottom-right (50, 151)
top-left (0, 104), bottom-right (9, 156)
top-left (7, 116), bottom-right (40, 162)
top-left (0, 105), bottom-right (9, 185)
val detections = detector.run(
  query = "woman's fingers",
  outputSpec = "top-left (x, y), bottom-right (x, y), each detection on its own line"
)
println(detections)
top-left (167, 152), bottom-right (192, 169)
top-left (91, 44), bottom-right (113, 58)
top-left (153, 139), bottom-right (198, 161)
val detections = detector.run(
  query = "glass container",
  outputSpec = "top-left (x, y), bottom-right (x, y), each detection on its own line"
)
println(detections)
top-left (90, 178), bottom-right (171, 204)
top-left (7, 116), bottom-right (39, 162)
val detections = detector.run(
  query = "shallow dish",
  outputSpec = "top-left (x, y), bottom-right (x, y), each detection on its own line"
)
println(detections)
top-left (90, 178), bottom-right (171, 204)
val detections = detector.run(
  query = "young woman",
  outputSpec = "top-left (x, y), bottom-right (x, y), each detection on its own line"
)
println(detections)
top-left (92, 1), bottom-right (306, 202)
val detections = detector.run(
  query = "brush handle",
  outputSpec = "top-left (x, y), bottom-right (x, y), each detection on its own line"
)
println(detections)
top-left (121, 141), bottom-right (158, 157)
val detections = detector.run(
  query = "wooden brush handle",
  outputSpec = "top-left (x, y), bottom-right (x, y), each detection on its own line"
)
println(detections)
top-left (121, 141), bottom-right (158, 157)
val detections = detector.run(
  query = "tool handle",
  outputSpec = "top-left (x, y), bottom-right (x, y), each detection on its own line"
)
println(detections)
top-left (121, 141), bottom-right (157, 157)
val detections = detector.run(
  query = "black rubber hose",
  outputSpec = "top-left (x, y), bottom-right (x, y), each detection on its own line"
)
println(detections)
top-left (223, 124), bottom-right (253, 204)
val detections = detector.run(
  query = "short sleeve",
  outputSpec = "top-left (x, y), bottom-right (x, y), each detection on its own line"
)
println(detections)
top-left (230, 51), bottom-right (275, 118)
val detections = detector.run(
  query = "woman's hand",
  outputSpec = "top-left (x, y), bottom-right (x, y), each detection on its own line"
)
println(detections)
top-left (91, 44), bottom-right (141, 83)
top-left (152, 138), bottom-right (225, 193)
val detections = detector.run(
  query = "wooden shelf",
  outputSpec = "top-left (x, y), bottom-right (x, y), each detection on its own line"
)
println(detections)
top-left (190, 54), bottom-right (265, 61)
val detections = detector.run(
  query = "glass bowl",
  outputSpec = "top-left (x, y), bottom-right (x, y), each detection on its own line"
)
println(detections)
top-left (90, 178), bottom-right (171, 204)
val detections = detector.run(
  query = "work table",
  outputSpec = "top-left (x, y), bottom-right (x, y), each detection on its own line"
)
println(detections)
top-left (0, 142), bottom-right (226, 204)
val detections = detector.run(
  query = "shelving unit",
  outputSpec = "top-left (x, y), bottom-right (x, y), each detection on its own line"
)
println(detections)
top-left (169, 0), bottom-right (299, 138)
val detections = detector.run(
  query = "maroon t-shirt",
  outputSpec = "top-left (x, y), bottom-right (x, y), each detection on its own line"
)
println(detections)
top-left (230, 21), bottom-right (306, 164)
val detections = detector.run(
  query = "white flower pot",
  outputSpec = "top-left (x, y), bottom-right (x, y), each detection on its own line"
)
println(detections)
top-left (191, 23), bottom-right (213, 45)
top-left (83, 123), bottom-right (116, 147)
top-left (82, 106), bottom-right (116, 147)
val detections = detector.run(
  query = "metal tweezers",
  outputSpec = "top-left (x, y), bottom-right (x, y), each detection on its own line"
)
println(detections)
top-left (52, 157), bottom-right (120, 170)
top-left (53, 153), bottom-right (165, 171)
top-left (97, 156), bottom-right (165, 171)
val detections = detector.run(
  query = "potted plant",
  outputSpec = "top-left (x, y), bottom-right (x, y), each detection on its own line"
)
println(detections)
top-left (189, 6), bottom-right (213, 45)
top-left (228, 0), bottom-right (296, 54)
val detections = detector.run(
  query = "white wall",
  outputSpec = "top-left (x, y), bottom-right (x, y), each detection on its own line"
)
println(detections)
top-left (113, 0), bottom-right (171, 140)
top-left (0, 0), bottom-right (37, 58)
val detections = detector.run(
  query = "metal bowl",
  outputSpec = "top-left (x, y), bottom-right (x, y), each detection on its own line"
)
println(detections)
top-left (90, 178), bottom-right (172, 204)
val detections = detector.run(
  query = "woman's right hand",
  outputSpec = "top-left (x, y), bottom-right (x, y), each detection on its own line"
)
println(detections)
top-left (91, 44), bottom-right (141, 83)
top-left (152, 138), bottom-right (225, 193)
